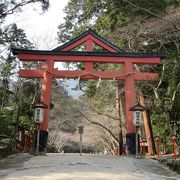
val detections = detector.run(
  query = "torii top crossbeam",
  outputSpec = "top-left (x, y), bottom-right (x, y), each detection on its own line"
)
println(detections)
top-left (12, 29), bottom-right (165, 146)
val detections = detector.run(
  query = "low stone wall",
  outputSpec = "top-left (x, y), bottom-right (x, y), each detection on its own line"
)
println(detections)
top-left (0, 145), bottom-right (16, 160)
top-left (0, 137), bottom-right (13, 160)
top-left (159, 157), bottom-right (180, 174)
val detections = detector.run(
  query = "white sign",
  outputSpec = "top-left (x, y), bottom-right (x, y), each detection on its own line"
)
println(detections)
top-left (133, 111), bottom-right (143, 127)
top-left (35, 107), bottom-right (44, 123)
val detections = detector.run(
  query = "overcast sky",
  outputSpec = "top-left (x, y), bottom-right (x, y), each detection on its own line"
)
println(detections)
top-left (7, 0), bottom-right (69, 49)
top-left (7, 0), bottom-right (83, 97)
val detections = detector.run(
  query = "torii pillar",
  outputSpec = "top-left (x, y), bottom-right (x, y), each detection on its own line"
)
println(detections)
top-left (38, 60), bottom-right (53, 151)
top-left (124, 61), bottom-right (137, 154)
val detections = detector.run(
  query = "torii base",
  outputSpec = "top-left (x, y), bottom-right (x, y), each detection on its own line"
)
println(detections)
top-left (126, 133), bottom-right (137, 155)
top-left (39, 131), bottom-right (48, 152)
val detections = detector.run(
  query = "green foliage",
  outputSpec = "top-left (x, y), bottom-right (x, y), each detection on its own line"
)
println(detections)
top-left (85, 79), bottom-right (116, 110)
top-left (57, 0), bottom-right (180, 152)
top-left (0, 23), bottom-right (33, 112)
top-left (85, 80), bottom-right (97, 98)
top-left (58, 0), bottom-right (180, 42)
top-left (0, 108), bottom-right (14, 136)
top-left (170, 92), bottom-right (180, 135)
top-left (0, 1), bottom-right (41, 138)
top-left (0, 24), bottom-right (33, 82)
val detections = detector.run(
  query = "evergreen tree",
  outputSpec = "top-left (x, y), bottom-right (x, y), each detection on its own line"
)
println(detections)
top-left (0, 0), bottom-right (50, 139)
top-left (57, 0), bottom-right (180, 153)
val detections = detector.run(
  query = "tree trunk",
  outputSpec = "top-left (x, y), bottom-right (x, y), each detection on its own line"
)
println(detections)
top-left (146, 108), bottom-right (156, 154)
top-left (139, 91), bottom-right (154, 155)
top-left (13, 78), bottom-right (23, 151)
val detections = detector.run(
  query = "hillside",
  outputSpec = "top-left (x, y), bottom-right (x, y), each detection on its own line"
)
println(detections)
top-left (48, 79), bottom-right (120, 153)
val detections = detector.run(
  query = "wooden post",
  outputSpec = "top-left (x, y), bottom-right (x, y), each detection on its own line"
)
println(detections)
top-left (172, 135), bottom-right (177, 160)
top-left (40, 60), bottom-right (53, 131)
top-left (173, 140), bottom-right (177, 160)
top-left (124, 61), bottom-right (136, 133)
top-left (36, 125), bottom-right (40, 154)
top-left (79, 126), bottom-right (83, 156)
top-left (85, 39), bottom-right (94, 71)
top-left (116, 82), bottom-right (123, 155)
top-left (124, 62), bottom-right (136, 155)
top-left (38, 60), bottom-right (53, 153)
top-left (135, 127), bottom-right (139, 158)
top-left (155, 136), bottom-right (160, 159)
top-left (139, 91), bottom-right (154, 155)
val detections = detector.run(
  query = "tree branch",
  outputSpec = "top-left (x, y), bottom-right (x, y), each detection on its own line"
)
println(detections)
top-left (74, 108), bottom-right (119, 142)
top-left (90, 106), bottom-right (119, 121)
top-left (156, 62), bottom-right (165, 90)
top-left (0, 0), bottom-right (48, 19)
top-left (123, 0), bottom-right (180, 30)
top-left (172, 83), bottom-right (180, 102)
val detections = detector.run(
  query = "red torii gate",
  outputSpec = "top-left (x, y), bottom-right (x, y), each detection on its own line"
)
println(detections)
top-left (12, 29), bottom-right (165, 154)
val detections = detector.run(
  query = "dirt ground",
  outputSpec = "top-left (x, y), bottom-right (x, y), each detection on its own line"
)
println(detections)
top-left (0, 153), bottom-right (179, 180)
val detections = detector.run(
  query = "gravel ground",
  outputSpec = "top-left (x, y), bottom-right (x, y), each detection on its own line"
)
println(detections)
top-left (0, 153), bottom-right (179, 180)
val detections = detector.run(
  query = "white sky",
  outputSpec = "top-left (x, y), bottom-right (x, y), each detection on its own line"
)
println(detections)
top-left (6, 0), bottom-right (83, 97)
top-left (7, 0), bottom-right (69, 50)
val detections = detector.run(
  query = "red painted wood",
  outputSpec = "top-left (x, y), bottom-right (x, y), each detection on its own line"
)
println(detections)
top-left (60, 34), bottom-right (91, 51)
top-left (19, 69), bottom-right (44, 78)
top-left (124, 61), bottom-right (136, 133)
top-left (134, 72), bottom-right (158, 80)
top-left (85, 39), bottom-right (94, 70)
top-left (89, 35), bottom-right (118, 52)
top-left (40, 60), bottom-right (54, 131)
top-left (19, 69), bottom-right (158, 81)
top-left (18, 54), bottom-right (160, 64)
top-left (60, 34), bottom-right (118, 52)
top-left (19, 69), bottom-right (126, 79)
top-left (52, 69), bottom-right (126, 79)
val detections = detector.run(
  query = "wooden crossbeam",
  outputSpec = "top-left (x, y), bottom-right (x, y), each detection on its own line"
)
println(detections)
top-left (18, 54), bottom-right (160, 64)
top-left (134, 72), bottom-right (158, 80)
top-left (19, 69), bottom-right (158, 80)
top-left (19, 69), bottom-right (44, 78)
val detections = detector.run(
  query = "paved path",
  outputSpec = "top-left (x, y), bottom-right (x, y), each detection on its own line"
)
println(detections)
top-left (0, 153), bottom-right (179, 180)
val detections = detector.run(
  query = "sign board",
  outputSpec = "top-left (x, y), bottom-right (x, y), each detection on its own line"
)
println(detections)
top-left (79, 126), bottom-right (84, 134)
top-left (133, 111), bottom-right (143, 127)
top-left (35, 107), bottom-right (44, 124)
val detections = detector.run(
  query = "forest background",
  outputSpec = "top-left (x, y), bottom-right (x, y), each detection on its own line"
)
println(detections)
top-left (0, 0), bottom-right (179, 156)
